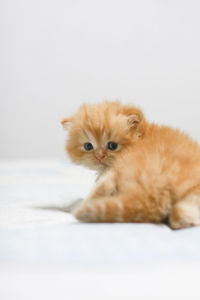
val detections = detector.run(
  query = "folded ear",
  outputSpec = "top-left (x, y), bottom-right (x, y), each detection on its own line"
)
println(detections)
top-left (61, 117), bottom-right (73, 130)
top-left (121, 106), bottom-right (143, 127)
top-left (126, 114), bottom-right (141, 128)
top-left (121, 105), bottom-right (146, 137)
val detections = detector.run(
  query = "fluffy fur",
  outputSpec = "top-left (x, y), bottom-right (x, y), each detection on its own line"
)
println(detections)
top-left (62, 101), bottom-right (200, 229)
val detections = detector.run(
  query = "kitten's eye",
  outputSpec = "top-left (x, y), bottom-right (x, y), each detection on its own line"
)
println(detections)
top-left (107, 142), bottom-right (118, 151)
top-left (84, 142), bottom-right (93, 151)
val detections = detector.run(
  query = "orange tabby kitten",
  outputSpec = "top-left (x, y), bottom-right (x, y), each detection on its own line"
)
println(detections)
top-left (62, 101), bottom-right (200, 229)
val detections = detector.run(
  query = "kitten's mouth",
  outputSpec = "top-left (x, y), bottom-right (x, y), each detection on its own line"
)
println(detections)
top-left (96, 159), bottom-right (106, 166)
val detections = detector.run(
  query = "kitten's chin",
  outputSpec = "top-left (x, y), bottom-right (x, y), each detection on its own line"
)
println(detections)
top-left (72, 158), bottom-right (109, 172)
top-left (91, 164), bottom-right (108, 171)
top-left (84, 162), bottom-right (108, 172)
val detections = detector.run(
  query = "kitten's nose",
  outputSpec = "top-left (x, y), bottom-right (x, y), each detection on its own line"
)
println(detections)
top-left (96, 154), bottom-right (105, 160)
top-left (95, 150), bottom-right (105, 162)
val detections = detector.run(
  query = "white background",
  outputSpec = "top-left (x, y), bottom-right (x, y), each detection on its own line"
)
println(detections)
top-left (1, 0), bottom-right (200, 159)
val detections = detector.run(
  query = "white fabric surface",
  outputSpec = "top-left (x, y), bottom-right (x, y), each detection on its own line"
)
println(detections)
top-left (0, 159), bottom-right (200, 300)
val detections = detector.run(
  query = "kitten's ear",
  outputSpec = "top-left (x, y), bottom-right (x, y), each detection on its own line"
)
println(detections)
top-left (61, 117), bottom-right (73, 130)
top-left (126, 114), bottom-right (140, 128)
top-left (122, 106), bottom-right (146, 136)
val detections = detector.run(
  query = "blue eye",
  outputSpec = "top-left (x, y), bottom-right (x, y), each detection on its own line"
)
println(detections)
top-left (84, 143), bottom-right (93, 151)
top-left (107, 142), bottom-right (118, 151)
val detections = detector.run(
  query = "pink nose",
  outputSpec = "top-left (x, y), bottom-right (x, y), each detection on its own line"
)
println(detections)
top-left (96, 155), bottom-right (105, 161)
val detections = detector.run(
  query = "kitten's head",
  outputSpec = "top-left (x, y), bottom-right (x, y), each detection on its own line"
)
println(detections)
top-left (61, 101), bottom-right (146, 171)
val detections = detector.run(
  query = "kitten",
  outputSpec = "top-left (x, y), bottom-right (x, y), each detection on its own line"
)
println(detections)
top-left (61, 101), bottom-right (200, 229)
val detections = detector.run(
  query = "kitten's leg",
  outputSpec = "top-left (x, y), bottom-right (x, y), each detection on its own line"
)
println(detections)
top-left (72, 169), bottom-right (120, 222)
top-left (169, 195), bottom-right (200, 229)
top-left (73, 196), bottom-right (124, 222)
top-left (89, 169), bottom-right (118, 199)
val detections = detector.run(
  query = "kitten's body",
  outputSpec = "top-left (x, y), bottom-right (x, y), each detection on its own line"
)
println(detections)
top-left (62, 101), bottom-right (200, 229)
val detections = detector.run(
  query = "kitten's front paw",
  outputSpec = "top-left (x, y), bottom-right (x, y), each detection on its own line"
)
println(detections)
top-left (73, 201), bottom-right (103, 222)
top-left (169, 201), bottom-right (200, 229)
